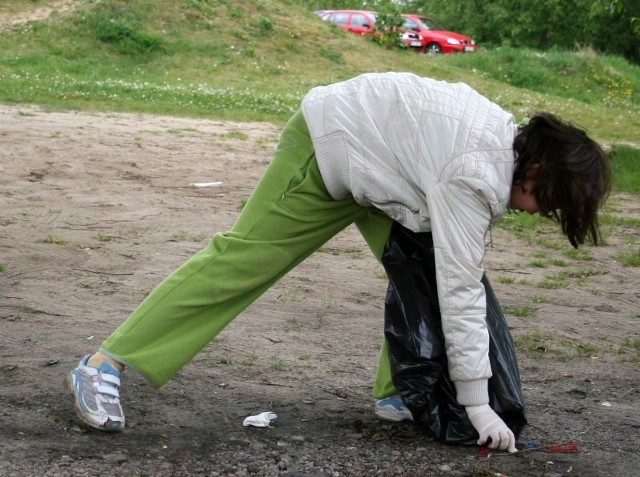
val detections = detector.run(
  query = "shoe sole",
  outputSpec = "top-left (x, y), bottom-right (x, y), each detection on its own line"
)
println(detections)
top-left (64, 372), bottom-right (124, 432)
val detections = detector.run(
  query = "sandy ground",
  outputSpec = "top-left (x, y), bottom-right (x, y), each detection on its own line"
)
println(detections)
top-left (0, 0), bottom-right (80, 27)
top-left (0, 103), bottom-right (639, 476)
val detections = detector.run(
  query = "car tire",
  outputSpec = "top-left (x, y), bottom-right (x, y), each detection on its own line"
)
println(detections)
top-left (425, 42), bottom-right (442, 54)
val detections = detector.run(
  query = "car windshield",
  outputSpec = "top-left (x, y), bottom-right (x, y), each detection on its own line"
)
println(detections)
top-left (415, 16), bottom-right (445, 31)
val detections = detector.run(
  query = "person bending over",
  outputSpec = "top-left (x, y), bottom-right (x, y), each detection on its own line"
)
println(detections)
top-left (66, 72), bottom-right (611, 453)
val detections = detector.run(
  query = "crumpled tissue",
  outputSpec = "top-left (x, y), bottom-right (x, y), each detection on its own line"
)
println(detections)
top-left (242, 411), bottom-right (278, 427)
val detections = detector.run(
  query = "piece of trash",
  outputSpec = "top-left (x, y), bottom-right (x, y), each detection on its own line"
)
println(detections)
top-left (544, 443), bottom-right (580, 453)
top-left (243, 411), bottom-right (277, 428)
top-left (44, 359), bottom-right (59, 366)
top-left (191, 181), bottom-right (223, 188)
top-left (478, 441), bottom-right (579, 458)
top-left (87, 336), bottom-right (94, 340)
top-left (602, 401), bottom-right (612, 407)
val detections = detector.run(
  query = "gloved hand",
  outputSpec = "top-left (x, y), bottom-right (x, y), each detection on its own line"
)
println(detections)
top-left (465, 404), bottom-right (517, 453)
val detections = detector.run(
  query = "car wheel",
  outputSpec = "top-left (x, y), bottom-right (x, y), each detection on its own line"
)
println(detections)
top-left (426, 42), bottom-right (442, 54)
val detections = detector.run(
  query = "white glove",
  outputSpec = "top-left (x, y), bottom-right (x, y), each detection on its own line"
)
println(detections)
top-left (465, 404), bottom-right (516, 452)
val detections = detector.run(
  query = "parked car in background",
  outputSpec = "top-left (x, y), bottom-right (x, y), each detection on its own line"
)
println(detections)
top-left (316, 10), bottom-right (423, 50)
top-left (401, 14), bottom-right (476, 54)
top-left (316, 10), bottom-right (376, 36)
top-left (315, 10), bottom-right (475, 54)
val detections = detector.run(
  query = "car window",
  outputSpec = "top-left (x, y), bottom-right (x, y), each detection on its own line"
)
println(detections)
top-left (403, 18), bottom-right (419, 30)
top-left (332, 12), bottom-right (349, 26)
top-left (351, 13), bottom-right (372, 28)
top-left (416, 16), bottom-right (444, 31)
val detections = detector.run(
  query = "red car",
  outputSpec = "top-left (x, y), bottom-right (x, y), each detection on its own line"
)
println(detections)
top-left (316, 10), bottom-right (476, 54)
top-left (316, 10), bottom-right (423, 50)
top-left (401, 14), bottom-right (476, 54)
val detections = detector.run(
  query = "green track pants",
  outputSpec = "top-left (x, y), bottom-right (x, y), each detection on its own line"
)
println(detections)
top-left (101, 111), bottom-right (397, 398)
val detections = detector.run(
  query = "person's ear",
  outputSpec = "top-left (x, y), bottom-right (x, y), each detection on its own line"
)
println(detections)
top-left (526, 163), bottom-right (541, 179)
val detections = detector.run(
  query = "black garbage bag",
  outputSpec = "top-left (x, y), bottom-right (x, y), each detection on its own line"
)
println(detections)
top-left (381, 224), bottom-right (527, 445)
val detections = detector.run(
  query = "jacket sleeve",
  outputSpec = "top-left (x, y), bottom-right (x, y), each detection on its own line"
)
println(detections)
top-left (425, 176), bottom-right (497, 406)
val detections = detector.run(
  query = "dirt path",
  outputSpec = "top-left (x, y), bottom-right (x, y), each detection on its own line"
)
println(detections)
top-left (1, 104), bottom-right (639, 476)
top-left (0, 0), bottom-right (81, 28)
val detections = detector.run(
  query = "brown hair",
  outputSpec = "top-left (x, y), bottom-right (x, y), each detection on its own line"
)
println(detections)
top-left (512, 112), bottom-right (611, 247)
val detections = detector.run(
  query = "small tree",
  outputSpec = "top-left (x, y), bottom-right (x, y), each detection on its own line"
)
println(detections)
top-left (372, 10), bottom-right (406, 49)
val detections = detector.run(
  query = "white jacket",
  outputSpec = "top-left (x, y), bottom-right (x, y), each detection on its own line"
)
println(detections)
top-left (301, 72), bottom-right (517, 406)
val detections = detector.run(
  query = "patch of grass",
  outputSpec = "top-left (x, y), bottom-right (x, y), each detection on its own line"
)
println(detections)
top-left (222, 130), bottom-right (249, 141)
top-left (0, 263), bottom-right (5, 273)
top-left (496, 213), bottom-right (568, 248)
top-left (502, 305), bottom-right (535, 317)
top-left (255, 136), bottom-right (277, 149)
top-left (531, 295), bottom-right (548, 304)
top-left (564, 248), bottom-right (593, 261)
top-left (515, 330), bottom-right (551, 358)
top-left (599, 212), bottom-right (640, 229)
top-left (128, 225), bottom-right (149, 237)
top-left (278, 289), bottom-right (303, 303)
top-left (38, 234), bottom-right (67, 245)
top-left (498, 212), bottom-right (547, 233)
top-left (610, 145), bottom-right (640, 195)
top-left (538, 238), bottom-right (564, 250)
top-left (537, 270), bottom-right (570, 289)
top-left (213, 356), bottom-right (232, 365)
top-left (171, 232), bottom-right (206, 242)
top-left (441, 47), bottom-right (639, 127)
top-left (285, 315), bottom-right (300, 327)
top-left (319, 48), bottom-right (344, 64)
top-left (515, 330), bottom-right (599, 361)
top-left (295, 355), bottom-right (316, 370)
top-left (270, 357), bottom-right (291, 371)
top-left (574, 341), bottom-right (599, 358)
top-left (617, 249), bottom-right (640, 266)
top-left (617, 337), bottom-right (640, 362)
top-left (568, 266), bottom-right (606, 280)
top-left (93, 233), bottom-right (115, 242)
top-left (241, 351), bottom-right (259, 366)
top-left (497, 274), bottom-right (533, 286)
top-left (550, 258), bottom-right (568, 267)
top-left (528, 259), bottom-right (548, 268)
top-left (85, 1), bottom-right (168, 56)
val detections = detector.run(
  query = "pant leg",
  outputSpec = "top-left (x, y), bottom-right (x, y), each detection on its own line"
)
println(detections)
top-left (355, 214), bottom-right (397, 399)
top-left (101, 111), bottom-right (373, 387)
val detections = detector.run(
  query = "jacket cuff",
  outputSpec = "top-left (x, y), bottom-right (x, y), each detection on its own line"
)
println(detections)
top-left (454, 379), bottom-right (490, 406)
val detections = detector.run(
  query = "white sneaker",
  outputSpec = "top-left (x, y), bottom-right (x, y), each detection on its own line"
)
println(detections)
top-left (65, 354), bottom-right (125, 431)
top-left (375, 395), bottom-right (413, 422)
